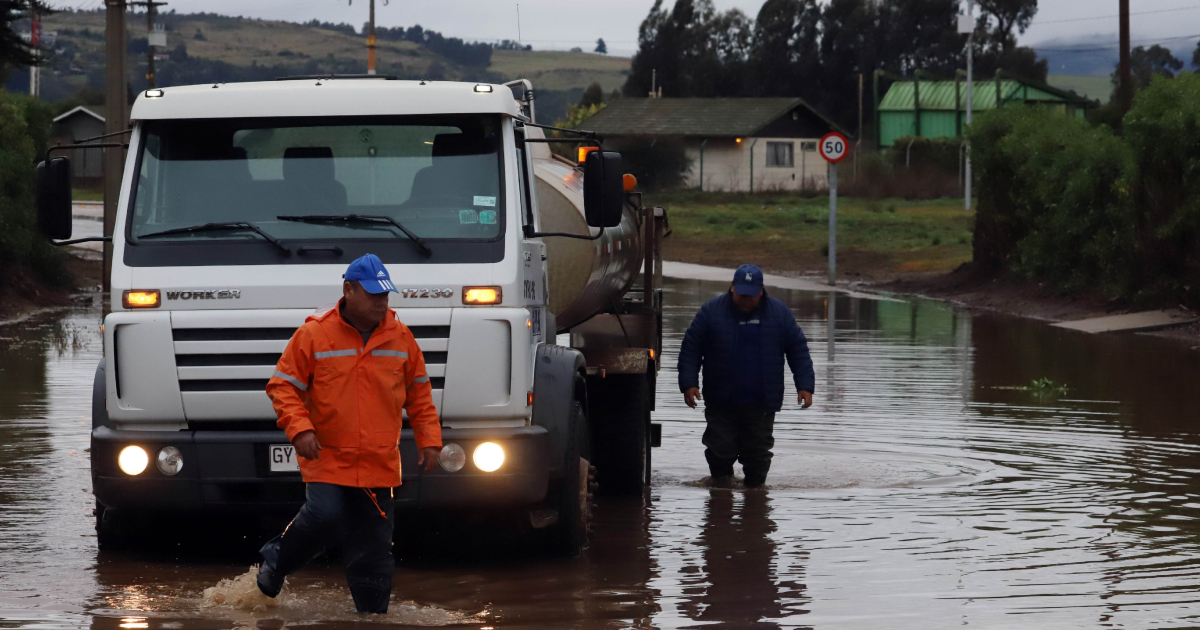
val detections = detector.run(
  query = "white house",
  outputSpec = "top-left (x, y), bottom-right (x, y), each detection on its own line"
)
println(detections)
top-left (581, 97), bottom-right (847, 192)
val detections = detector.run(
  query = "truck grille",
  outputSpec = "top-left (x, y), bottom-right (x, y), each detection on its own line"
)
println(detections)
top-left (173, 325), bottom-right (450, 415)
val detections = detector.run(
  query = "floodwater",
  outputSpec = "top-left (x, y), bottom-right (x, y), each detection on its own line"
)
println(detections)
top-left (3, 277), bottom-right (1200, 628)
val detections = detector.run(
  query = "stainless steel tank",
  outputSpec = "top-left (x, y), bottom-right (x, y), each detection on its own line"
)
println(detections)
top-left (527, 128), bottom-right (643, 332)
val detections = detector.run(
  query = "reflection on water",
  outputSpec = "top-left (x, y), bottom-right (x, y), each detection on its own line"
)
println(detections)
top-left (3, 278), bottom-right (1200, 628)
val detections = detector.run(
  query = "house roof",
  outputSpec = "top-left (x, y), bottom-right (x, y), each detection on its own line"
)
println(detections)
top-left (53, 105), bottom-right (106, 123)
top-left (879, 79), bottom-right (1092, 112)
top-left (578, 97), bottom-right (846, 138)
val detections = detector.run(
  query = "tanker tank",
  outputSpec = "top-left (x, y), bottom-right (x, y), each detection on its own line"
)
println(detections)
top-left (526, 127), bottom-right (644, 332)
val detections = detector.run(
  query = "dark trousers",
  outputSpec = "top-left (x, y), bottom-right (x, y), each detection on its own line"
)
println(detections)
top-left (703, 405), bottom-right (775, 484)
top-left (259, 482), bottom-right (395, 613)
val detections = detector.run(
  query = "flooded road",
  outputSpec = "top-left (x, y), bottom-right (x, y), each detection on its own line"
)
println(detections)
top-left (4, 277), bottom-right (1200, 628)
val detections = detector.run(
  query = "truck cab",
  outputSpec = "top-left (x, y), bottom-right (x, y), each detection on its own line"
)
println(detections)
top-left (36, 77), bottom-right (664, 554)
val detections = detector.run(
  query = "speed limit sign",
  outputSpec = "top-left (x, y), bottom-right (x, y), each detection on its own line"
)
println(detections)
top-left (819, 132), bottom-right (849, 163)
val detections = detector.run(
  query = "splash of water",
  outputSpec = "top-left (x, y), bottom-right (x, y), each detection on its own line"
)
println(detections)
top-left (202, 566), bottom-right (285, 612)
top-left (201, 566), bottom-right (484, 625)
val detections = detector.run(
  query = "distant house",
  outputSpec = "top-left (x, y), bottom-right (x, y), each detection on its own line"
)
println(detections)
top-left (581, 98), bottom-right (847, 192)
top-left (877, 77), bottom-right (1093, 148)
top-left (50, 106), bottom-right (106, 186)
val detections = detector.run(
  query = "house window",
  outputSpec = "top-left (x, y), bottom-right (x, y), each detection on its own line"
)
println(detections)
top-left (766, 141), bottom-right (794, 168)
top-left (800, 141), bottom-right (817, 152)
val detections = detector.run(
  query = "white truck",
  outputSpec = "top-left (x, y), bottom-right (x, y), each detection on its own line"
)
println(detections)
top-left (35, 76), bottom-right (666, 554)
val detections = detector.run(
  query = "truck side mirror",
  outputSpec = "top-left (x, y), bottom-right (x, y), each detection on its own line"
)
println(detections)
top-left (583, 150), bottom-right (624, 228)
top-left (36, 157), bottom-right (73, 240)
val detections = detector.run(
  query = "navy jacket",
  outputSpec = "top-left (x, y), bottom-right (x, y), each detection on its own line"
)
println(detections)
top-left (677, 291), bottom-right (815, 412)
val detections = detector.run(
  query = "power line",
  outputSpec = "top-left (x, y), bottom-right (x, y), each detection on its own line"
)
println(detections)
top-left (1033, 4), bottom-right (1200, 26)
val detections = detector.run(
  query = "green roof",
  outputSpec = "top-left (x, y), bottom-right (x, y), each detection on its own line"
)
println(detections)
top-left (879, 79), bottom-right (1091, 112)
top-left (578, 97), bottom-right (845, 138)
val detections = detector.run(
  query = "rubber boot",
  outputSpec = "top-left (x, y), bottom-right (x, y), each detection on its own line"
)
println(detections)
top-left (350, 584), bottom-right (391, 614)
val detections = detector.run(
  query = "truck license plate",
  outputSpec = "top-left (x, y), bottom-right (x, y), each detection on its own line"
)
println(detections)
top-left (269, 444), bottom-right (299, 472)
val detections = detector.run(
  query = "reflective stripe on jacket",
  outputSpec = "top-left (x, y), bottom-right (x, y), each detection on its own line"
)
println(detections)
top-left (266, 300), bottom-right (441, 487)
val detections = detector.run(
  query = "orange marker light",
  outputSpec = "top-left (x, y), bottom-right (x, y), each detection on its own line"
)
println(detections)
top-left (527, 391), bottom-right (534, 406)
top-left (577, 146), bottom-right (599, 164)
top-left (462, 286), bottom-right (502, 305)
top-left (122, 290), bottom-right (160, 309)
top-left (649, 349), bottom-right (655, 359)
top-left (623, 173), bottom-right (638, 191)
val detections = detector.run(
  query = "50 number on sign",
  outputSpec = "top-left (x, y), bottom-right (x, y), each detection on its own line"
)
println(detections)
top-left (819, 132), bottom-right (849, 163)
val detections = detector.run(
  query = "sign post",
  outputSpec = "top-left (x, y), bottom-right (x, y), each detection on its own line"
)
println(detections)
top-left (819, 132), bottom-right (848, 286)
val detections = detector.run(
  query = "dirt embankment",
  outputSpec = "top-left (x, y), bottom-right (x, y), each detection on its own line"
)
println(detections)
top-left (0, 253), bottom-right (103, 324)
top-left (869, 264), bottom-right (1200, 347)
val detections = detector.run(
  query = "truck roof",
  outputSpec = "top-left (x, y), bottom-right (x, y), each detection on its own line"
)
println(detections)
top-left (130, 79), bottom-right (521, 121)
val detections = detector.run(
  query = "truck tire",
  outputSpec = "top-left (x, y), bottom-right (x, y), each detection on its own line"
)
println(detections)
top-left (549, 400), bottom-right (590, 556)
top-left (591, 373), bottom-right (650, 496)
top-left (95, 502), bottom-right (126, 550)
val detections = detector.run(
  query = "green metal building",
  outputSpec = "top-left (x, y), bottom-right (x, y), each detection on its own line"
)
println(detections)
top-left (876, 77), bottom-right (1092, 148)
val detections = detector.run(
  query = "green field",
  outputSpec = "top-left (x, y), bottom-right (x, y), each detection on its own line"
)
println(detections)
top-left (489, 49), bottom-right (629, 92)
top-left (653, 191), bottom-right (974, 280)
top-left (1047, 75), bottom-right (1112, 102)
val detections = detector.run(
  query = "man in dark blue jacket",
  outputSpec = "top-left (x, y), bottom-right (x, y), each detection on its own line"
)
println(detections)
top-left (678, 264), bottom-right (815, 488)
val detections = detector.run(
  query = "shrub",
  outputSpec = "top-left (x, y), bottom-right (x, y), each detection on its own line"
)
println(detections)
top-left (1123, 73), bottom-right (1200, 304)
top-left (968, 106), bottom-right (1136, 296)
top-left (0, 90), bottom-right (67, 292)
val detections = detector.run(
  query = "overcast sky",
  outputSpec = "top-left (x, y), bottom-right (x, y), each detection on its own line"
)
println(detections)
top-left (54, 0), bottom-right (1200, 57)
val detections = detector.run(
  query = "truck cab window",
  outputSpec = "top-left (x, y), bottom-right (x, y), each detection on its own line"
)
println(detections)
top-left (129, 115), bottom-right (505, 243)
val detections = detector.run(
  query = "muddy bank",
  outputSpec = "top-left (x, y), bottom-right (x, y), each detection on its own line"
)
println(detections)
top-left (870, 263), bottom-right (1200, 347)
top-left (0, 252), bottom-right (102, 324)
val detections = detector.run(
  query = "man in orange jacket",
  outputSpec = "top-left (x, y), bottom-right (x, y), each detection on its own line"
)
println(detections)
top-left (256, 253), bottom-right (442, 614)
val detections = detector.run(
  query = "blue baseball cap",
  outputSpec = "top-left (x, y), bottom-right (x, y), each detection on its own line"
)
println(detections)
top-left (732, 264), bottom-right (764, 296)
top-left (343, 253), bottom-right (398, 294)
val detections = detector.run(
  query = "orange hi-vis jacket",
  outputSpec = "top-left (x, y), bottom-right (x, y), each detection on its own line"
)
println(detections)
top-left (266, 300), bottom-right (442, 488)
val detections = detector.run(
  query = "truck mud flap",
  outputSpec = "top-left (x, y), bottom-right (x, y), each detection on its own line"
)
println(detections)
top-left (531, 345), bottom-right (587, 478)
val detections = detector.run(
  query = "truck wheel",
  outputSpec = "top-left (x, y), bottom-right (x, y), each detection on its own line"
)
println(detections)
top-left (592, 373), bottom-right (649, 496)
top-left (550, 400), bottom-right (590, 556)
top-left (95, 502), bottom-right (125, 550)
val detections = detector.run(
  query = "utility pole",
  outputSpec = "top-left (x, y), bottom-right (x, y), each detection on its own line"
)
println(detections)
top-left (129, 1), bottom-right (167, 88)
top-left (104, 0), bottom-right (130, 293)
top-left (964, 0), bottom-right (974, 212)
top-left (349, 0), bottom-right (386, 75)
top-left (29, 6), bottom-right (40, 97)
top-left (1117, 0), bottom-right (1132, 115)
top-left (367, 0), bottom-right (375, 74)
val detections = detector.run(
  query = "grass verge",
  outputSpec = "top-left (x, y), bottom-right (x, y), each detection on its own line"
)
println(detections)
top-left (651, 190), bottom-right (974, 282)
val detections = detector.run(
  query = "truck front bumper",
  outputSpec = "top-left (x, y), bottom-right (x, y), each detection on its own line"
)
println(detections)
top-left (92, 425), bottom-right (550, 512)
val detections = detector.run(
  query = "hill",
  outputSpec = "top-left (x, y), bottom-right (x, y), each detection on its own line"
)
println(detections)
top-left (10, 9), bottom-right (630, 122)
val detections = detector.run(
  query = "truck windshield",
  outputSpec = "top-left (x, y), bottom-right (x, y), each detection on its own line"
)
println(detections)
top-left (128, 115), bottom-right (504, 244)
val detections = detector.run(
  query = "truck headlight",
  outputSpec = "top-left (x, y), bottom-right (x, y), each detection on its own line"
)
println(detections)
top-left (118, 446), bottom-right (149, 475)
top-left (439, 444), bottom-right (466, 472)
top-left (473, 442), bottom-right (504, 472)
top-left (157, 446), bottom-right (183, 476)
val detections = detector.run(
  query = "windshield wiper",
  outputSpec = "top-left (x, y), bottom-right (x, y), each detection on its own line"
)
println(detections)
top-left (276, 214), bottom-right (432, 257)
top-left (138, 222), bottom-right (291, 255)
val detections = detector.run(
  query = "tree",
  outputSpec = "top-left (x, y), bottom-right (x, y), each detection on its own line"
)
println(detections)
top-left (595, 38), bottom-right (607, 54)
top-left (819, 0), bottom-right (884, 133)
top-left (580, 81), bottom-right (604, 107)
top-left (976, 0), bottom-right (1036, 56)
top-left (747, 0), bottom-right (819, 97)
top-left (973, 0), bottom-right (1044, 82)
top-left (623, 0), bottom-right (747, 97)
top-left (1, 1), bottom-right (53, 78)
top-left (1124, 45), bottom-right (1183, 90)
top-left (1193, 40), bottom-right (1200, 69)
